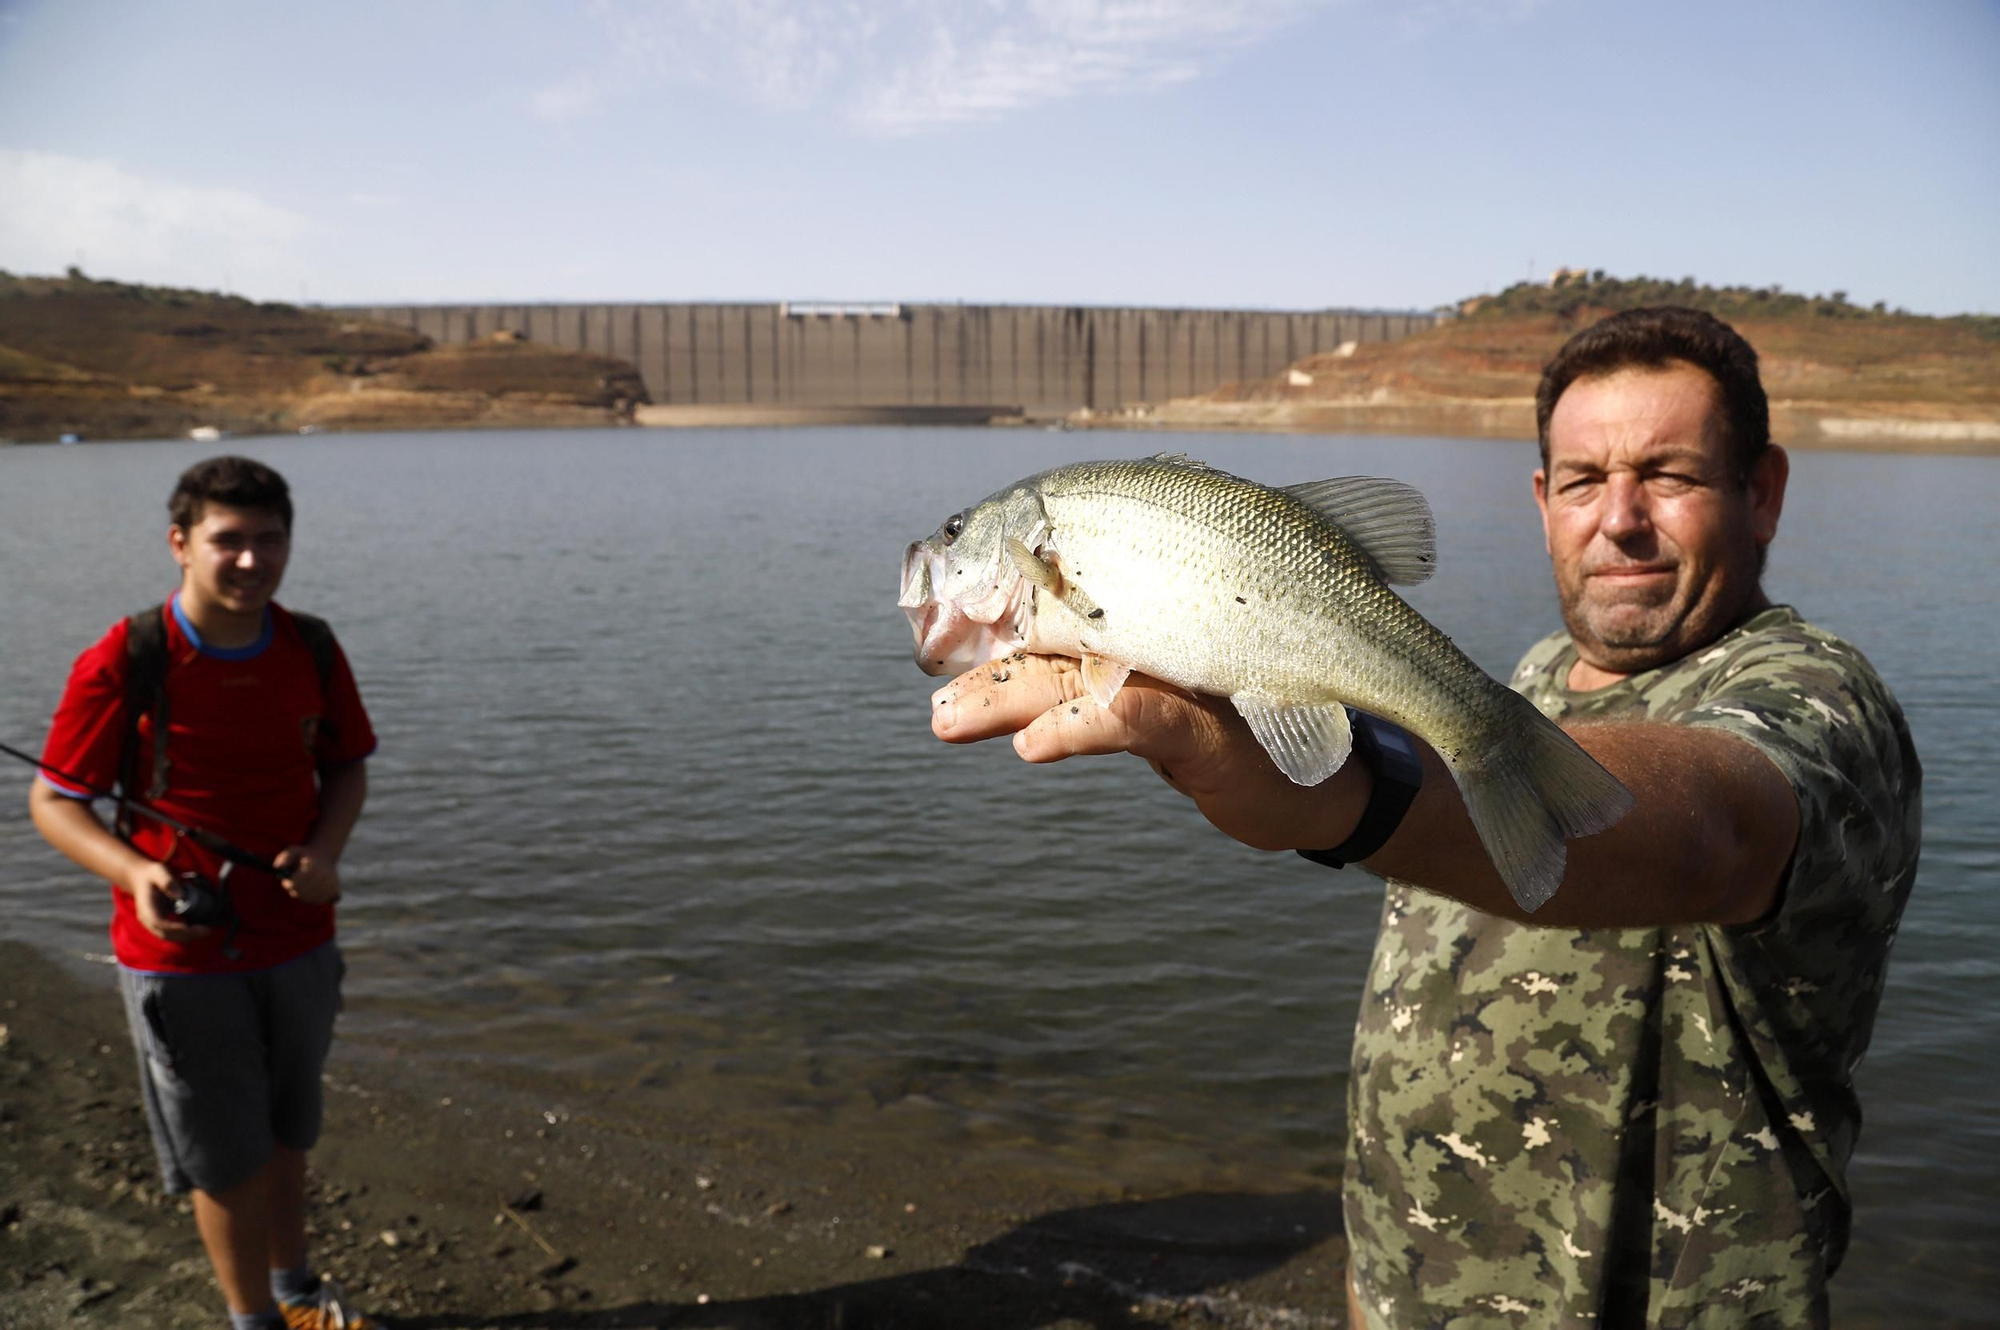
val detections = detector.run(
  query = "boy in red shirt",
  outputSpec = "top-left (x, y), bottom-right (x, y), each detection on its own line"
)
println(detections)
top-left (30, 456), bottom-right (379, 1330)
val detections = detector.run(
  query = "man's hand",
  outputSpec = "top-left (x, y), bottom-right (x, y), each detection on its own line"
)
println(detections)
top-left (274, 847), bottom-right (341, 904)
top-left (929, 653), bottom-right (1367, 853)
top-left (129, 861), bottom-right (214, 942)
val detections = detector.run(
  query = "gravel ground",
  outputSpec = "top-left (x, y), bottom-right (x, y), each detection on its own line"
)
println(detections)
top-left (0, 941), bottom-right (1351, 1329)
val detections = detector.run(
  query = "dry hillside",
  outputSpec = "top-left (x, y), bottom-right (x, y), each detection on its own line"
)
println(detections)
top-left (0, 271), bottom-right (650, 443)
top-left (1127, 276), bottom-right (2000, 450)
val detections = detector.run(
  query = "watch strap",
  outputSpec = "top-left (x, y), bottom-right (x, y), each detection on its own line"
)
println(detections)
top-left (1296, 708), bottom-right (1424, 869)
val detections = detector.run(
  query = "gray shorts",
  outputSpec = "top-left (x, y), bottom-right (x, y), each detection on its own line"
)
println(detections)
top-left (118, 942), bottom-right (345, 1196)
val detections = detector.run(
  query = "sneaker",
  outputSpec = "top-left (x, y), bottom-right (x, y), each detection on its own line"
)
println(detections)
top-left (279, 1277), bottom-right (380, 1330)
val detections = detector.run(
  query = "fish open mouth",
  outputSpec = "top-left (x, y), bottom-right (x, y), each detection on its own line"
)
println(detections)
top-left (900, 541), bottom-right (959, 674)
top-left (899, 540), bottom-right (1030, 676)
top-left (899, 541), bottom-right (938, 645)
top-left (898, 541), bottom-right (932, 611)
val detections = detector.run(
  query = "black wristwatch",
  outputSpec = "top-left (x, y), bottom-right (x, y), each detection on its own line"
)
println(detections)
top-left (1296, 708), bottom-right (1424, 870)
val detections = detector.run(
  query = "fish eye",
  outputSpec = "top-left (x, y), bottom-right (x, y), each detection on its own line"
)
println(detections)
top-left (942, 514), bottom-right (965, 544)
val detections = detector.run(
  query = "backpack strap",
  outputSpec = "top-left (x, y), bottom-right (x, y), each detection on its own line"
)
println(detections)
top-left (288, 611), bottom-right (338, 690)
top-left (288, 610), bottom-right (342, 756)
top-left (118, 606), bottom-right (172, 841)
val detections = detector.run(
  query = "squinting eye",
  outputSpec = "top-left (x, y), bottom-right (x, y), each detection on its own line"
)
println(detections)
top-left (942, 514), bottom-right (965, 544)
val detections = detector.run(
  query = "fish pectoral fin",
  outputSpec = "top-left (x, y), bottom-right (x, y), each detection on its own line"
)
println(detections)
top-left (1231, 695), bottom-right (1354, 787)
top-left (1079, 653), bottom-right (1132, 708)
top-left (1283, 477), bottom-right (1437, 586)
top-left (1007, 538), bottom-right (1108, 622)
top-left (1006, 538), bottom-right (1064, 595)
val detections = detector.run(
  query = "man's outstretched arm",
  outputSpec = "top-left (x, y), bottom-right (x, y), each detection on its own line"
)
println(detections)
top-left (930, 654), bottom-right (1798, 929)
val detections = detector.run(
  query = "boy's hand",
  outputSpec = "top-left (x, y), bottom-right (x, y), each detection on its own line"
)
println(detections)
top-left (275, 847), bottom-right (342, 904)
top-left (130, 862), bottom-right (214, 941)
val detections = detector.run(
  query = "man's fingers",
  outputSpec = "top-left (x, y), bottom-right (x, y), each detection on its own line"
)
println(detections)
top-left (922, 653), bottom-right (1359, 853)
top-left (932, 654), bottom-right (1080, 742)
top-left (929, 654), bottom-right (1258, 798)
top-left (1013, 693), bottom-right (1150, 762)
top-left (1013, 676), bottom-right (1235, 769)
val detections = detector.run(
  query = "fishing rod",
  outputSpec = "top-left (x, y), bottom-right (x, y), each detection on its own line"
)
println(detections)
top-left (0, 738), bottom-right (286, 878)
top-left (2, 737), bottom-right (260, 955)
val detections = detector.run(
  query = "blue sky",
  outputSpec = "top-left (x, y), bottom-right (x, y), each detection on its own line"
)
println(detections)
top-left (1, 0), bottom-right (1994, 314)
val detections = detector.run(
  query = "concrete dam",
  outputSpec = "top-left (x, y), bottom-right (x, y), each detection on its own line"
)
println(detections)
top-left (336, 301), bottom-right (1444, 423)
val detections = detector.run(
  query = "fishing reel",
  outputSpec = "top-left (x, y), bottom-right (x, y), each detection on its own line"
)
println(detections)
top-left (169, 872), bottom-right (232, 926)
top-left (168, 862), bottom-right (243, 958)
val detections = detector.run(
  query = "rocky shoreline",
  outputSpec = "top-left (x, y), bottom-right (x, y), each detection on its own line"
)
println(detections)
top-left (0, 942), bottom-right (1350, 1329)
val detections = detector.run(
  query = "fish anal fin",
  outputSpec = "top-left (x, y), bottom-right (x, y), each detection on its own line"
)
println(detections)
top-left (1080, 654), bottom-right (1132, 708)
top-left (1231, 695), bottom-right (1354, 786)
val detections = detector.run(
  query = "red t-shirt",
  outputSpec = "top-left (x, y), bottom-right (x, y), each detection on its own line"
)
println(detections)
top-left (39, 595), bottom-right (378, 973)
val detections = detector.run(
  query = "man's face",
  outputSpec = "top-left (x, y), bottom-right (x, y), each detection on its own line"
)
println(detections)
top-left (169, 502), bottom-right (291, 619)
top-left (1534, 362), bottom-right (1786, 682)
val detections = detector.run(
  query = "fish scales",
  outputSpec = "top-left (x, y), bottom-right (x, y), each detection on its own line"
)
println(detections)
top-left (1034, 460), bottom-right (1491, 750)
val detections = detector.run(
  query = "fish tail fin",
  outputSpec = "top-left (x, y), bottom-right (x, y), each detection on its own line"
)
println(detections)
top-left (1452, 702), bottom-right (1634, 913)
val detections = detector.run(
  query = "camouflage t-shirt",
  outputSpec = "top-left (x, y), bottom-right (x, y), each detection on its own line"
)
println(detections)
top-left (1344, 606), bottom-right (1922, 1330)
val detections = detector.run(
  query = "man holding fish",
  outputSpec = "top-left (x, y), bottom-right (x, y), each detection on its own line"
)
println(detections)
top-left (904, 307), bottom-right (1921, 1327)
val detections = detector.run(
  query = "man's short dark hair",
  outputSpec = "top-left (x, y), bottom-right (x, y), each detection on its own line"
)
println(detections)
top-left (168, 456), bottom-right (293, 532)
top-left (1535, 307), bottom-right (1771, 484)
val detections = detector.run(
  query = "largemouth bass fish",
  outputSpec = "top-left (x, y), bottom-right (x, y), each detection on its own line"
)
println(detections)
top-left (899, 453), bottom-right (1632, 911)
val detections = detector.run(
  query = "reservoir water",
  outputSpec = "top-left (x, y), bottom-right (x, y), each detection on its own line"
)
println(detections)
top-left (1, 428), bottom-right (1993, 1324)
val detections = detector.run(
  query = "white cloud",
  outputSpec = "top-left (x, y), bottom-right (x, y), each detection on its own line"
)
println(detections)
top-left (530, 76), bottom-right (607, 124)
top-left (0, 149), bottom-right (309, 293)
top-left (532, 0), bottom-right (1337, 134)
top-left (854, 1), bottom-right (1299, 133)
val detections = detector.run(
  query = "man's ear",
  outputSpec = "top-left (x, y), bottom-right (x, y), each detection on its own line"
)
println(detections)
top-left (167, 524), bottom-right (190, 568)
top-left (1749, 445), bottom-right (1789, 547)
top-left (1532, 469), bottom-right (1553, 556)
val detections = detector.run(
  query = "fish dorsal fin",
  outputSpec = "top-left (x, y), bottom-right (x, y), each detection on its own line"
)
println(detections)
top-left (1231, 695), bottom-right (1354, 787)
top-left (1080, 653), bottom-right (1132, 708)
top-left (1282, 477), bottom-right (1437, 585)
top-left (1149, 451), bottom-right (1214, 470)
